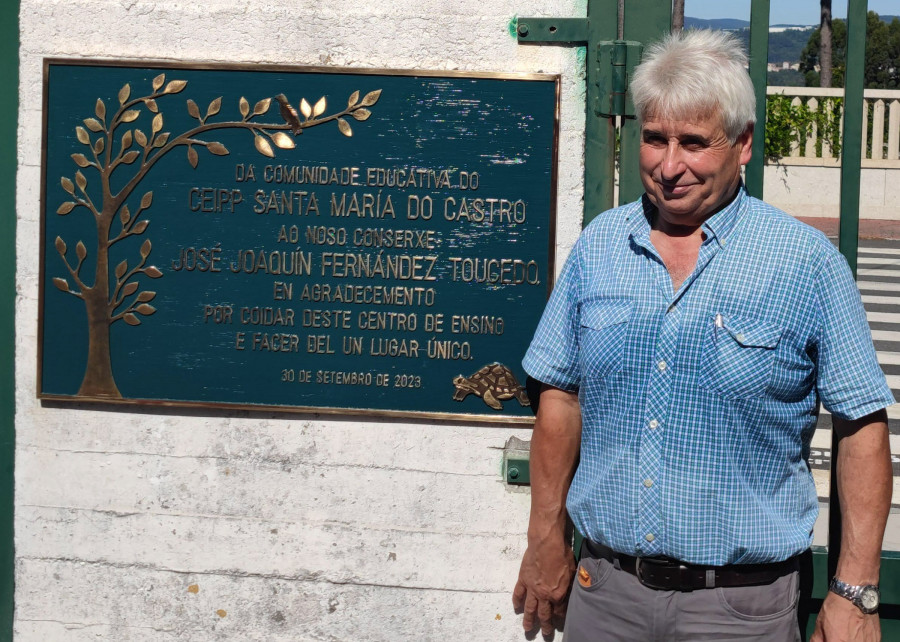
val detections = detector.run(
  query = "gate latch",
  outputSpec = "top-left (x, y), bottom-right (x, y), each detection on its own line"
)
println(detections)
top-left (596, 40), bottom-right (643, 118)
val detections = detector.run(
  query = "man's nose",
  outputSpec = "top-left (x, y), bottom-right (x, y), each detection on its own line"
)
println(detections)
top-left (660, 143), bottom-right (685, 180)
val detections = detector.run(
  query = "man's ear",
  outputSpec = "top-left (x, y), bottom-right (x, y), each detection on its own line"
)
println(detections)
top-left (738, 124), bottom-right (754, 166)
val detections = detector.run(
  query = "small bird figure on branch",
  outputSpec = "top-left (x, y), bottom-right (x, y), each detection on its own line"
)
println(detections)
top-left (275, 94), bottom-right (303, 135)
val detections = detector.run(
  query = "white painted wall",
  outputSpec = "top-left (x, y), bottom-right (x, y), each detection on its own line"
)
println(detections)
top-left (765, 163), bottom-right (900, 221)
top-left (15, 1), bottom-right (586, 639)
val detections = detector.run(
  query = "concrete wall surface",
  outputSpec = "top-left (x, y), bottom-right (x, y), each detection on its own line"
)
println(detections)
top-left (16, 1), bottom-right (587, 639)
top-left (764, 163), bottom-right (900, 222)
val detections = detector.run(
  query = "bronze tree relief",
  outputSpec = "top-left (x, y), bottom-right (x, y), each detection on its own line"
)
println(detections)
top-left (52, 72), bottom-right (381, 398)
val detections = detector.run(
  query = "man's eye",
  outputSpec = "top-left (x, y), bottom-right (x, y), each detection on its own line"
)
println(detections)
top-left (643, 136), bottom-right (666, 146)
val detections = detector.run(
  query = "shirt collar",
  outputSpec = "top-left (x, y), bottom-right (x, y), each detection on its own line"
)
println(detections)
top-left (628, 184), bottom-right (748, 249)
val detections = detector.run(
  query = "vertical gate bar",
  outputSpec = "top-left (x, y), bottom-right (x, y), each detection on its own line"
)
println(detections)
top-left (618, 0), bottom-right (671, 205)
top-left (745, 0), bottom-right (770, 199)
top-left (837, 0), bottom-right (866, 278)
top-left (830, 0), bottom-right (868, 584)
top-left (583, 0), bottom-right (620, 225)
top-left (0, 0), bottom-right (18, 637)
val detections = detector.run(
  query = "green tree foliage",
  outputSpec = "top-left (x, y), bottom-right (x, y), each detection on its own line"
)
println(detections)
top-left (800, 12), bottom-right (900, 88)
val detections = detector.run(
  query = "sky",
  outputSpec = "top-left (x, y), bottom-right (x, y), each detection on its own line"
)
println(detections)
top-left (687, 0), bottom-right (899, 26)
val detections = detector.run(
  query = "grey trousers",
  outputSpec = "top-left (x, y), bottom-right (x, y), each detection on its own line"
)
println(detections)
top-left (564, 547), bottom-right (802, 642)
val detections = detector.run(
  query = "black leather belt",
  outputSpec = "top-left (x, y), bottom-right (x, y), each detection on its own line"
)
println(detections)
top-left (583, 539), bottom-right (799, 591)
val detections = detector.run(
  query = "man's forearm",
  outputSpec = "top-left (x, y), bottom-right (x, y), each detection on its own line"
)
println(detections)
top-left (832, 409), bottom-right (892, 584)
top-left (527, 385), bottom-right (582, 544)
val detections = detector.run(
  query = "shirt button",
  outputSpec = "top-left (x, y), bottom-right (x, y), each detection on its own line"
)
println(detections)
top-left (643, 478), bottom-right (654, 488)
top-left (645, 533), bottom-right (656, 543)
top-left (648, 419), bottom-right (659, 429)
top-left (657, 360), bottom-right (667, 372)
top-left (735, 333), bottom-right (745, 343)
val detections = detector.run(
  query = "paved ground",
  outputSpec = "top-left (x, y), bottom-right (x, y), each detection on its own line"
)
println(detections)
top-left (810, 239), bottom-right (900, 549)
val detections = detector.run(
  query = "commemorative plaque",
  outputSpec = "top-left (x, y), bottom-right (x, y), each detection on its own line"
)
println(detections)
top-left (38, 60), bottom-right (559, 422)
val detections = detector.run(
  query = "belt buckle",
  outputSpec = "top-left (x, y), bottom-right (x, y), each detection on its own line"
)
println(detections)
top-left (635, 556), bottom-right (688, 591)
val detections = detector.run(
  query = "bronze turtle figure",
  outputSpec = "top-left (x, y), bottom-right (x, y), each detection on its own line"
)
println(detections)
top-left (452, 363), bottom-right (530, 410)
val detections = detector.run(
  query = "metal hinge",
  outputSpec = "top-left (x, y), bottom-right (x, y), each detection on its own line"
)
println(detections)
top-left (596, 40), bottom-right (643, 117)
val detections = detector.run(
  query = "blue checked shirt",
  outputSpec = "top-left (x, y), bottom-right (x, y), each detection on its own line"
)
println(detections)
top-left (523, 187), bottom-right (894, 565)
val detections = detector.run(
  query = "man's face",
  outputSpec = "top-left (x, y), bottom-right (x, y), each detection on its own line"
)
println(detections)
top-left (639, 111), bottom-right (753, 228)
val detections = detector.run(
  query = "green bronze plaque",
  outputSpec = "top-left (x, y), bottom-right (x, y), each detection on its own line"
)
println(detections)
top-left (38, 60), bottom-right (559, 422)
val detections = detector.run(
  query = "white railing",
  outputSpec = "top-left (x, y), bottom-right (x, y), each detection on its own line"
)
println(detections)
top-left (766, 86), bottom-right (900, 168)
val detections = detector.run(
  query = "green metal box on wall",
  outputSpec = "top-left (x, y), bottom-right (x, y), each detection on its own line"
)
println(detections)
top-left (38, 60), bottom-right (559, 422)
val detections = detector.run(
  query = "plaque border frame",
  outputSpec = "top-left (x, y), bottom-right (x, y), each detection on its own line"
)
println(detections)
top-left (37, 58), bottom-right (561, 425)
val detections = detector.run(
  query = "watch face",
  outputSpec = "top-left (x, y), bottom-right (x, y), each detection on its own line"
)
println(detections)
top-left (860, 587), bottom-right (879, 611)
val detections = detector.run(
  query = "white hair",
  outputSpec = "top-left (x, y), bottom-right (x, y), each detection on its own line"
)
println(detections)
top-left (630, 29), bottom-right (756, 142)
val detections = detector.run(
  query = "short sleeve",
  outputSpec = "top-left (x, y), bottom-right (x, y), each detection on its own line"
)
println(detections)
top-left (815, 251), bottom-right (895, 419)
top-left (522, 244), bottom-right (582, 391)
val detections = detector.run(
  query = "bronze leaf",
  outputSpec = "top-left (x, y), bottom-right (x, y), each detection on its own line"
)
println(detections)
top-left (253, 98), bottom-right (271, 115)
top-left (271, 132), bottom-right (295, 149)
top-left (83, 118), bottom-right (103, 133)
top-left (360, 89), bottom-right (382, 107)
top-left (75, 126), bottom-right (90, 145)
top-left (187, 146), bottom-right (198, 168)
top-left (75, 241), bottom-right (87, 260)
top-left (140, 191), bottom-right (153, 209)
top-left (312, 96), bottom-right (326, 118)
top-left (152, 73), bottom-right (165, 92)
top-left (115, 260), bottom-right (128, 279)
top-left (52, 278), bottom-right (69, 292)
top-left (144, 266), bottom-right (163, 278)
top-left (337, 118), bottom-right (352, 137)
top-left (164, 80), bottom-right (187, 94)
top-left (56, 202), bottom-right (75, 215)
top-left (239, 97), bottom-right (250, 118)
top-left (206, 97), bottom-right (222, 119)
top-left (123, 313), bottom-right (141, 326)
top-left (71, 153), bottom-right (90, 168)
top-left (351, 108), bottom-right (371, 121)
top-left (54, 236), bottom-right (66, 255)
top-left (347, 90), bottom-right (360, 108)
top-left (118, 83), bottom-right (131, 105)
top-left (254, 135), bottom-right (274, 158)
top-left (60, 177), bottom-right (75, 195)
top-left (206, 142), bottom-right (229, 156)
top-left (121, 110), bottom-right (141, 123)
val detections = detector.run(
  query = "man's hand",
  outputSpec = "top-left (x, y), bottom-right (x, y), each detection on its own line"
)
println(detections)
top-left (810, 592), bottom-right (880, 642)
top-left (512, 384), bottom-right (581, 637)
top-left (512, 538), bottom-right (576, 636)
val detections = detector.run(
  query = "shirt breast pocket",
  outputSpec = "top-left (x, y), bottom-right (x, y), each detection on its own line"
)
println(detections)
top-left (699, 314), bottom-right (782, 400)
top-left (579, 302), bottom-right (631, 382)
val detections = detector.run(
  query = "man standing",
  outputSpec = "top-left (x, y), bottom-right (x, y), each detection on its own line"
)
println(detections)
top-left (512, 30), bottom-right (894, 641)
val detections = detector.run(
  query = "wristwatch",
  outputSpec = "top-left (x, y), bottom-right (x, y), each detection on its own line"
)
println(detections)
top-left (828, 577), bottom-right (880, 614)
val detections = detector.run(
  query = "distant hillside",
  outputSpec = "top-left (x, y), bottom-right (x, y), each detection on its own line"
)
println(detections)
top-left (684, 13), bottom-right (898, 64)
top-left (684, 17), bottom-right (749, 30)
